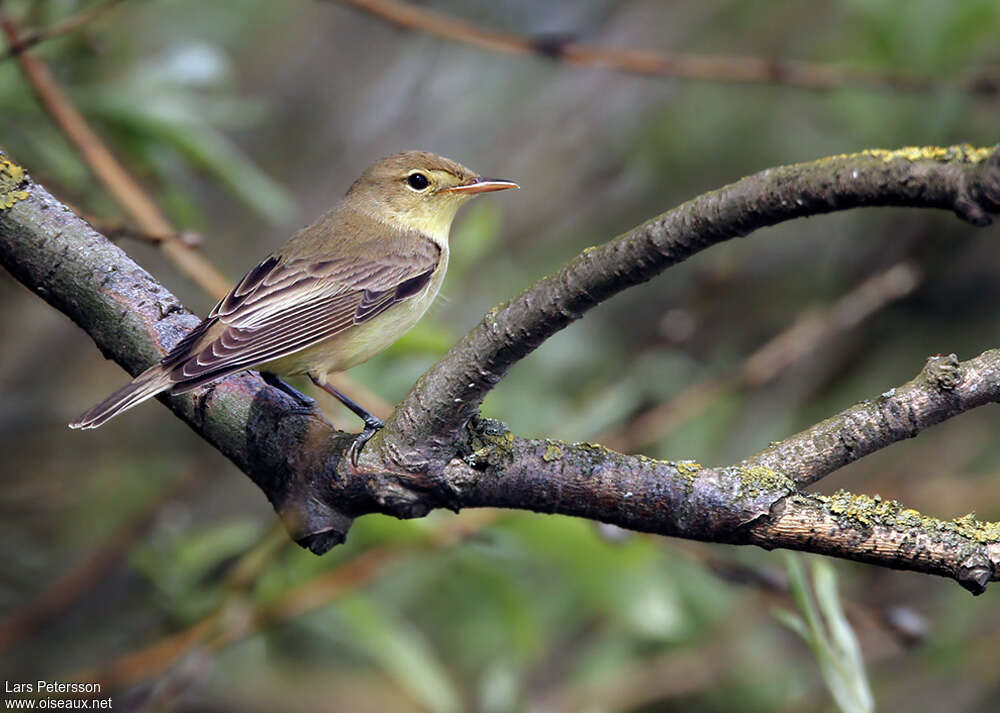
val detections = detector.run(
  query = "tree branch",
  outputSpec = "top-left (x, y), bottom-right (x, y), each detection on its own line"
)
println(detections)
top-left (3, 145), bottom-right (999, 593)
top-left (330, 0), bottom-right (1000, 97)
top-left (383, 145), bottom-right (1000, 468)
top-left (742, 351), bottom-right (1000, 484)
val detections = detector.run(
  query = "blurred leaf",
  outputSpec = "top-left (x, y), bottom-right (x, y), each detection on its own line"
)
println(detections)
top-left (337, 594), bottom-right (463, 713)
top-left (89, 95), bottom-right (295, 225)
top-left (776, 555), bottom-right (875, 713)
top-left (130, 519), bottom-right (264, 621)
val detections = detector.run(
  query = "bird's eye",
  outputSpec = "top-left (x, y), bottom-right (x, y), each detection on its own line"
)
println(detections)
top-left (406, 172), bottom-right (430, 191)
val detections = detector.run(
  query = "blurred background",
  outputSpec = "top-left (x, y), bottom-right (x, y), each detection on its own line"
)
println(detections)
top-left (2, 1), bottom-right (1000, 711)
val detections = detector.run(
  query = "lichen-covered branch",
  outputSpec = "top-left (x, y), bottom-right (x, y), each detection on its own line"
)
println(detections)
top-left (448, 432), bottom-right (1000, 594)
top-left (384, 145), bottom-right (1000, 467)
top-left (2, 148), bottom-right (999, 593)
top-left (743, 351), bottom-right (1000, 484)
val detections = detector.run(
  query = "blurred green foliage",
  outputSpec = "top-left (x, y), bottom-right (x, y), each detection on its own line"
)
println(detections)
top-left (775, 556), bottom-right (874, 713)
top-left (2, 1), bottom-right (1000, 712)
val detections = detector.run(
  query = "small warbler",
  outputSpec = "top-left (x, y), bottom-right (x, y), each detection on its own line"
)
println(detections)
top-left (71, 151), bottom-right (517, 458)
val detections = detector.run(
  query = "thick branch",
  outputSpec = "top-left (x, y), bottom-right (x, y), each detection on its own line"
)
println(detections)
top-left (3, 148), bottom-right (999, 593)
top-left (447, 431), bottom-right (1000, 594)
top-left (386, 146), bottom-right (1000, 466)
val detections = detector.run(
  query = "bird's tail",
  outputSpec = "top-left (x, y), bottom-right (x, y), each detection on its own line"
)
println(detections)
top-left (69, 364), bottom-right (174, 430)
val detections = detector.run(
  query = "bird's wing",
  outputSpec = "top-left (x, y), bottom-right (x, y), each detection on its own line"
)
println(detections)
top-left (160, 236), bottom-right (441, 392)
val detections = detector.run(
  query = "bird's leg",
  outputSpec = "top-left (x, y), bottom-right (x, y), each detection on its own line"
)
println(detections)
top-left (309, 374), bottom-right (385, 466)
top-left (260, 371), bottom-right (316, 408)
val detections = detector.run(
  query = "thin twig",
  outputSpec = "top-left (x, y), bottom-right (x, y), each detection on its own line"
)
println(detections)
top-left (0, 0), bottom-right (126, 62)
top-left (332, 0), bottom-right (1000, 96)
top-left (85, 215), bottom-right (203, 247)
top-left (0, 7), bottom-right (231, 298)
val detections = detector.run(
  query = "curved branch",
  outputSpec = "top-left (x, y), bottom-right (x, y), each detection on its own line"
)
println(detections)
top-left (385, 145), bottom-right (1000, 466)
top-left (3, 147), bottom-right (999, 593)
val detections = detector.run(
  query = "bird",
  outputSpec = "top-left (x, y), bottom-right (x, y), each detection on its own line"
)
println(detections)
top-left (70, 151), bottom-right (518, 461)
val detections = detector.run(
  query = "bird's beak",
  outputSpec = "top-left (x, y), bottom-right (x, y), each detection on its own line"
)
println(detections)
top-left (442, 177), bottom-right (519, 194)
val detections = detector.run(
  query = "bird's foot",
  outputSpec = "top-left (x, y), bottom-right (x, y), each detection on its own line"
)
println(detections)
top-left (347, 415), bottom-right (385, 468)
top-left (261, 372), bottom-right (316, 408)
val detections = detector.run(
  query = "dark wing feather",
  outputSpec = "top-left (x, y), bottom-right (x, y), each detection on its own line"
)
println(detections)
top-left (162, 236), bottom-right (440, 392)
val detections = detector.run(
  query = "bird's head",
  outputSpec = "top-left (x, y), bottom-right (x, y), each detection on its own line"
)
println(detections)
top-left (346, 151), bottom-right (518, 239)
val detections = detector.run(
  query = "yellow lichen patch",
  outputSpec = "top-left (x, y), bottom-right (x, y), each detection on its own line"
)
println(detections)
top-left (819, 491), bottom-right (1000, 543)
top-left (542, 443), bottom-right (564, 462)
top-left (675, 460), bottom-right (702, 479)
top-left (735, 465), bottom-right (794, 497)
top-left (952, 513), bottom-right (1000, 543)
top-left (823, 490), bottom-right (903, 528)
top-left (0, 157), bottom-right (29, 209)
top-left (463, 419), bottom-right (516, 474)
top-left (894, 508), bottom-right (926, 528)
top-left (813, 144), bottom-right (994, 168)
top-left (861, 144), bottom-right (993, 165)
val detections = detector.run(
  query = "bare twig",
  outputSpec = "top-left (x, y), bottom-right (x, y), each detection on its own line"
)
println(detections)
top-left (0, 0), bottom-right (126, 62)
top-left (0, 8), bottom-right (392, 416)
top-left (0, 7), bottom-right (231, 298)
top-left (331, 0), bottom-right (1000, 97)
top-left (85, 215), bottom-right (203, 247)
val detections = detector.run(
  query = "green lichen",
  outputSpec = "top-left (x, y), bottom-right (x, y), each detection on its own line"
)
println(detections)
top-left (542, 443), bottom-right (564, 462)
top-left (675, 460), bottom-right (702, 479)
top-left (816, 144), bottom-right (993, 167)
top-left (463, 417), bottom-right (515, 474)
top-left (952, 513), bottom-right (1000, 543)
top-left (734, 464), bottom-right (795, 498)
top-left (817, 489), bottom-right (1000, 543)
top-left (862, 144), bottom-right (993, 164)
top-left (571, 441), bottom-right (627, 477)
top-left (822, 490), bottom-right (902, 528)
top-left (0, 157), bottom-right (29, 210)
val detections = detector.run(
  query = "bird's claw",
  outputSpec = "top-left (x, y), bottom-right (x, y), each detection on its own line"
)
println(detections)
top-left (348, 417), bottom-right (385, 468)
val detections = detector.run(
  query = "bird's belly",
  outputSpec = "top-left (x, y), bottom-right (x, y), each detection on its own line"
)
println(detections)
top-left (259, 277), bottom-right (442, 378)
